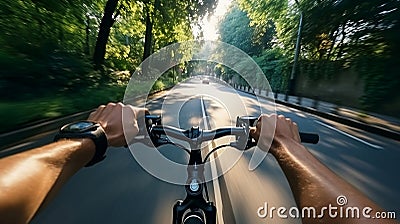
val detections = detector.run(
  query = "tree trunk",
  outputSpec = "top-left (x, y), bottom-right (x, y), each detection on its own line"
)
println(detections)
top-left (85, 15), bottom-right (90, 55)
top-left (93, 0), bottom-right (119, 68)
top-left (142, 9), bottom-right (153, 62)
top-left (336, 23), bottom-right (347, 59)
top-left (142, 0), bottom-right (160, 62)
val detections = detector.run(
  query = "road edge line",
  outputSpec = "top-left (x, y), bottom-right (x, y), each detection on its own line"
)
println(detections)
top-left (200, 96), bottom-right (225, 224)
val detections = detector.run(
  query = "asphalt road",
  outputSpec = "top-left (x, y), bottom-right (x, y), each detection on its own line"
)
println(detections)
top-left (5, 77), bottom-right (398, 223)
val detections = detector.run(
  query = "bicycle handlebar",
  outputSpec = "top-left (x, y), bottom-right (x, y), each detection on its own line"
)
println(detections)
top-left (143, 115), bottom-right (319, 150)
top-left (299, 132), bottom-right (319, 144)
top-left (149, 125), bottom-right (248, 150)
top-left (150, 125), bottom-right (246, 141)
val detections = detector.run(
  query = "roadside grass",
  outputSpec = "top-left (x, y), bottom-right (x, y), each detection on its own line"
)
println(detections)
top-left (0, 85), bottom-right (122, 133)
top-left (0, 78), bottom-right (176, 133)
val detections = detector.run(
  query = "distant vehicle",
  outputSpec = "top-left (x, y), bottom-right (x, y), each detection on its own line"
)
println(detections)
top-left (202, 79), bottom-right (209, 84)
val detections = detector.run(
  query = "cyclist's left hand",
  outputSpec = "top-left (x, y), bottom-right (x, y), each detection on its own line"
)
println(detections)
top-left (88, 102), bottom-right (148, 147)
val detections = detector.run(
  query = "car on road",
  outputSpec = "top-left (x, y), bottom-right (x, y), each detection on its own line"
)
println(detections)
top-left (202, 79), bottom-right (209, 84)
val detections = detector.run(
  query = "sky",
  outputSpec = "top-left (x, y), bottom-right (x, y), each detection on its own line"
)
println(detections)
top-left (197, 0), bottom-right (232, 40)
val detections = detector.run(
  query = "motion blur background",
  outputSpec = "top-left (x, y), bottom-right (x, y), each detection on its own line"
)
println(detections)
top-left (1, 0), bottom-right (399, 133)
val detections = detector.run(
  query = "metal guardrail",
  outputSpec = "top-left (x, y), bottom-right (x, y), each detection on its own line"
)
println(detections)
top-left (234, 85), bottom-right (400, 141)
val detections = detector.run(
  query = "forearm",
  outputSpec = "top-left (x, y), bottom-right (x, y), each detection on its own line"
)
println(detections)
top-left (272, 139), bottom-right (396, 223)
top-left (0, 139), bottom-right (95, 224)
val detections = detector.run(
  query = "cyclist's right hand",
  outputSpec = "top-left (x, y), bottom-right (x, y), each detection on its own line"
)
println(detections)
top-left (250, 114), bottom-right (301, 153)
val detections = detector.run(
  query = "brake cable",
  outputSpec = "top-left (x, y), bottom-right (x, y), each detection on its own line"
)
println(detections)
top-left (163, 142), bottom-right (191, 154)
top-left (202, 144), bottom-right (232, 163)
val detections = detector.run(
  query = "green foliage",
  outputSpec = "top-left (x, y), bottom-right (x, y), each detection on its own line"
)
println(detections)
top-left (0, 84), bottom-right (125, 133)
top-left (0, 48), bottom-right (97, 100)
top-left (105, 1), bottom-right (146, 71)
top-left (219, 6), bottom-right (257, 55)
top-left (218, 5), bottom-right (290, 91)
top-left (297, 0), bottom-right (400, 111)
top-left (102, 0), bottom-right (217, 71)
top-left (253, 48), bottom-right (290, 92)
top-left (0, 0), bottom-right (218, 131)
top-left (355, 55), bottom-right (399, 112)
top-left (152, 80), bottom-right (165, 91)
top-left (227, 0), bottom-right (400, 115)
top-left (0, 76), bottom-right (180, 133)
top-left (0, 0), bottom-right (102, 98)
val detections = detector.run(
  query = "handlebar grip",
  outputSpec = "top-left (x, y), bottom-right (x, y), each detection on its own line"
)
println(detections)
top-left (299, 133), bottom-right (319, 144)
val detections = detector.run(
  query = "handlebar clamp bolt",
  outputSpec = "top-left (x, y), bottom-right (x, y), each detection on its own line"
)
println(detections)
top-left (189, 179), bottom-right (200, 192)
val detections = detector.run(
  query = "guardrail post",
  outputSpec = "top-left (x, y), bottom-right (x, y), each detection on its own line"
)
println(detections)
top-left (312, 97), bottom-right (319, 109)
top-left (274, 91), bottom-right (278, 99)
top-left (333, 104), bottom-right (340, 114)
top-left (297, 96), bottom-right (302, 105)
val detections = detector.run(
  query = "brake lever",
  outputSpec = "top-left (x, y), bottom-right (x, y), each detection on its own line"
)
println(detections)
top-left (125, 114), bottom-right (163, 148)
top-left (128, 133), bottom-right (172, 148)
top-left (234, 116), bottom-right (259, 150)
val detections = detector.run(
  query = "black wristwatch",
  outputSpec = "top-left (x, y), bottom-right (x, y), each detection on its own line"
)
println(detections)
top-left (54, 121), bottom-right (108, 167)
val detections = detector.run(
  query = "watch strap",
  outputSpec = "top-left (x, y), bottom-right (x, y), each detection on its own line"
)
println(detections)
top-left (54, 124), bottom-right (108, 167)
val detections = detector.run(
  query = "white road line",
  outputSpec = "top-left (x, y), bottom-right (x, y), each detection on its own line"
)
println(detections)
top-left (200, 96), bottom-right (225, 224)
top-left (200, 96), bottom-right (208, 129)
top-left (314, 120), bottom-right (383, 150)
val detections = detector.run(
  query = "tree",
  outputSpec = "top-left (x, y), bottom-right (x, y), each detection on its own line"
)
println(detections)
top-left (218, 4), bottom-right (286, 91)
top-left (93, 0), bottom-right (122, 68)
top-left (219, 6), bottom-right (256, 55)
top-left (0, 0), bottom-right (100, 98)
top-left (92, 0), bottom-right (217, 68)
top-left (142, 0), bottom-right (159, 61)
top-left (232, 0), bottom-right (400, 113)
top-left (142, 0), bottom-right (218, 61)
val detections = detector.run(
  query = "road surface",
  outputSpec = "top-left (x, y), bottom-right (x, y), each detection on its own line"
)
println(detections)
top-left (5, 77), bottom-right (397, 223)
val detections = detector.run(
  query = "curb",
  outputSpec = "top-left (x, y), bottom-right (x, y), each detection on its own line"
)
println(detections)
top-left (0, 86), bottom-right (174, 151)
top-left (236, 88), bottom-right (400, 142)
top-left (0, 111), bottom-right (92, 151)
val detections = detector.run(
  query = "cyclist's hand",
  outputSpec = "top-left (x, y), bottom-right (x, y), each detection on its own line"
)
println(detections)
top-left (250, 114), bottom-right (301, 152)
top-left (88, 102), bottom-right (148, 147)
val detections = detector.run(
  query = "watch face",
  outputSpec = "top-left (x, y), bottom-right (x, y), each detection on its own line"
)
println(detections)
top-left (63, 121), bottom-right (97, 133)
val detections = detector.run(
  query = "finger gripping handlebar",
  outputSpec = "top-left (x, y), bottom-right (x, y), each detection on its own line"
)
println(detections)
top-left (236, 116), bottom-right (319, 145)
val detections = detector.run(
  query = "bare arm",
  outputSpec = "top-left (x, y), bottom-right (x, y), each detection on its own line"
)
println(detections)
top-left (0, 139), bottom-right (95, 224)
top-left (251, 114), bottom-right (398, 224)
top-left (0, 102), bottom-right (147, 224)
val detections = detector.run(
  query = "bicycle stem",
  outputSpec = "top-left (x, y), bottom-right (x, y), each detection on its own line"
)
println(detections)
top-left (172, 127), bottom-right (217, 224)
